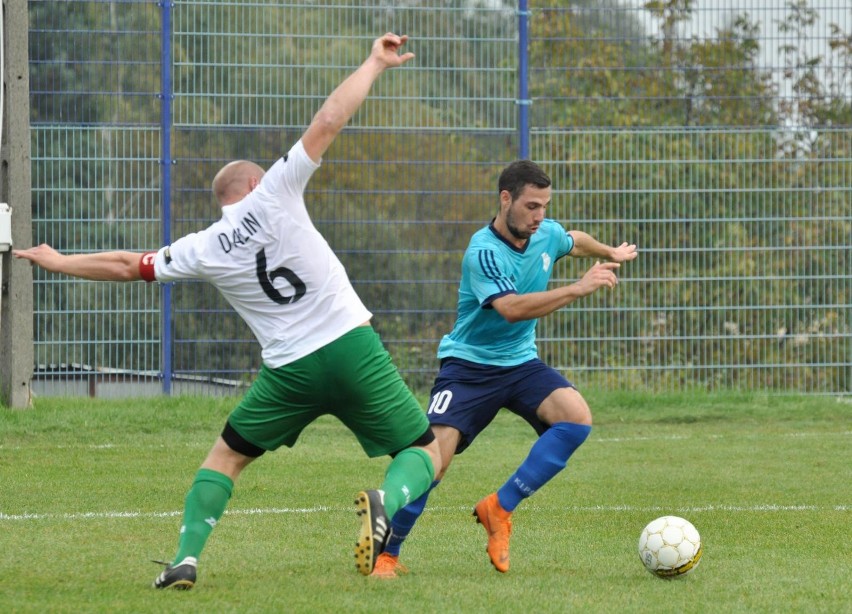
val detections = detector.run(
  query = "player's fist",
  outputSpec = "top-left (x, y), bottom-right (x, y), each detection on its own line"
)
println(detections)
top-left (372, 33), bottom-right (415, 68)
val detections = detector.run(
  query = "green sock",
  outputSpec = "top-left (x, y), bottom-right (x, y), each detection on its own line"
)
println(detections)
top-left (172, 468), bottom-right (233, 564)
top-left (380, 448), bottom-right (435, 518)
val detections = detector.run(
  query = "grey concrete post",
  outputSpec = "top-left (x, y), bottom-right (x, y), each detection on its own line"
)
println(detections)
top-left (0, 0), bottom-right (33, 408)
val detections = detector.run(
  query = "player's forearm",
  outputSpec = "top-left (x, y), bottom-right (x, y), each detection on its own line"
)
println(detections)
top-left (43, 251), bottom-right (143, 281)
top-left (302, 57), bottom-right (386, 161)
top-left (316, 56), bottom-right (385, 131)
top-left (302, 34), bottom-right (412, 162)
top-left (568, 231), bottom-right (614, 259)
top-left (494, 285), bottom-right (585, 323)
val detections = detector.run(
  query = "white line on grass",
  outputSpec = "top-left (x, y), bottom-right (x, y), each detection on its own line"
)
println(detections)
top-left (0, 506), bottom-right (332, 522)
top-left (572, 504), bottom-right (851, 512)
top-left (0, 504), bottom-right (846, 522)
top-left (594, 431), bottom-right (851, 442)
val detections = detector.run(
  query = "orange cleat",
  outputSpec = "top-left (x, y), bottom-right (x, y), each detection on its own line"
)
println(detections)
top-left (472, 493), bottom-right (513, 573)
top-left (370, 552), bottom-right (410, 579)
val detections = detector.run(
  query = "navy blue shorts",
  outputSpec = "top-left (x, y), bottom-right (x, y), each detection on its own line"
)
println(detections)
top-left (426, 357), bottom-right (575, 454)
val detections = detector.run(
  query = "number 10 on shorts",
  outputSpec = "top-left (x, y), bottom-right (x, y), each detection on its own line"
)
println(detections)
top-left (428, 390), bottom-right (452, 415)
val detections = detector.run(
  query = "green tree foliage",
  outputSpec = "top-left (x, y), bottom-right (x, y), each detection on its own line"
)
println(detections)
top-left (531, 0), bottom-right (777, 127)
top-left (530, 0), bottom-right (849, 392)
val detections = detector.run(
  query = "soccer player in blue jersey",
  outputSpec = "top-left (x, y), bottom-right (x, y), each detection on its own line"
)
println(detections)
top-left (371, 159), bottom-right (638, 576)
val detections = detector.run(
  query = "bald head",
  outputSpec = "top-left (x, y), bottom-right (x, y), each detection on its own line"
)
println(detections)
top-left (212, 160), bottom-right (265, 206)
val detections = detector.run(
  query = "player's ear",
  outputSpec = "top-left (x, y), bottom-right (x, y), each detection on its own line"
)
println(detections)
top-left (499, 190), bottom-right (512, 208)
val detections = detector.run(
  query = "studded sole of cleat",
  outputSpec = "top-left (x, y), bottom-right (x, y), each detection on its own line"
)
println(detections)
top-left (354, 492), bottom-right (376, 575)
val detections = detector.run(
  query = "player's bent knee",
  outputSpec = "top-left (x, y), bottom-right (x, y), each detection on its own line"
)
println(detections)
top-left (538, 387), bottom-right (592, 426)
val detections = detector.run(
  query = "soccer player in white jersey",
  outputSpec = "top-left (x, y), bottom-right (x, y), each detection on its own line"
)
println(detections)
top-left (14, 33), bottom-right (441, 589)
top-left (370, 159), bottom-right (638, 577)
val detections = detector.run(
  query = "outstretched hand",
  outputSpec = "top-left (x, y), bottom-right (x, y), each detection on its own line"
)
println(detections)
top-left (12, 244), bottom-right (62, 270)
top-left (371, 33), bottom-right (415, 69)
top-left (611, 242), bottom-right (638, 263)
top-left (575, 261), bottom-right (620, 297)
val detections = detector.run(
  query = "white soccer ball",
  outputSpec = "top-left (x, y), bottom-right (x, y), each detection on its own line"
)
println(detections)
top-left (638, 515), bottom-right (702, 578)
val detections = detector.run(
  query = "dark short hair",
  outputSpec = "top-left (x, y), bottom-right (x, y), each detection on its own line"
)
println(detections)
top-left (498, 160), bottom-right (551, 201)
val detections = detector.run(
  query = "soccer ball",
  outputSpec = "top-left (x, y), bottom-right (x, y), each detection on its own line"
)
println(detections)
top-left (638, 515), bottom-right (702, 578)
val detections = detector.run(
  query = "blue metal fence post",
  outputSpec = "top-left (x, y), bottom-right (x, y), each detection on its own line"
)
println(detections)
top-left (517, 1), bottom-right (531, 159)
top-left (159, 1), bottom-right (173, 394)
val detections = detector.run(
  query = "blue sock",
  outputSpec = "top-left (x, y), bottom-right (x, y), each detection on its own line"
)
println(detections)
top-left (384, 480), bottom-right (440, 556)
top-left (496, 422), bottom-right (591, 512)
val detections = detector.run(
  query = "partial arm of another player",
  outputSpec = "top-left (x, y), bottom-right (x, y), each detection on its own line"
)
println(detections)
top-left (13, 244), bottom-right (145, 281)
top-left (568, 230), bottom-right (638, 263)
top-left (491, 261), bottom-right (621, 323)
top-left (301, 33), bottom-right (415, 163)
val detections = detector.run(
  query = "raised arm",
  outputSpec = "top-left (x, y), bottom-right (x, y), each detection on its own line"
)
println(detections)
top-left (568, 230), bottom-right (637, 263)
top-left (13, 244), bottom-right (144, 281)
top-left (301, 33), bottom-right (415, 163)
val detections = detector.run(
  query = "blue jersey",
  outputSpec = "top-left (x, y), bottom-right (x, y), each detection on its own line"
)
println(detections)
top-left (437, 218), bottom-right (574, 366)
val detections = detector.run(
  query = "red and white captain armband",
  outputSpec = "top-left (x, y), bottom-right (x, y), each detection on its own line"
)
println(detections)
top-left (139, 251), bottom-right (157, 282)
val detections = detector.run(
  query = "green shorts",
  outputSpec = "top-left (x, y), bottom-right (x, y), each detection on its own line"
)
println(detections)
top-left (227, 326), bottom-right (430, 458)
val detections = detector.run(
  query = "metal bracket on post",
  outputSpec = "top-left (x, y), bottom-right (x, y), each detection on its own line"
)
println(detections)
top-left (0, 203), bottom-right (11, 296)
top-left (0, 203), bottom-right (11, 252)
top-left (0, 203), bottom-right (11, 356)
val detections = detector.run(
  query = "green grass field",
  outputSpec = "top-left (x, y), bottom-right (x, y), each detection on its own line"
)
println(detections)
top-left (1, 391), bottom-right (849, 613)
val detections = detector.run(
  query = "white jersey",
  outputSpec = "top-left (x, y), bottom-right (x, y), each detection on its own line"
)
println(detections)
top-left (153, 140), bottom-right (372, 368)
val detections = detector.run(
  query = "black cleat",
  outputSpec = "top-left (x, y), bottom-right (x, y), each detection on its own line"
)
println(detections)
top-left (152, 556), bottom-right (197, 590)
top-left (354, 490), bottom-right (392, 576)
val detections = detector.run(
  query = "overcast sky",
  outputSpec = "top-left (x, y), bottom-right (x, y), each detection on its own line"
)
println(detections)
top-left (628, 1), bottom-right (849, 69)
